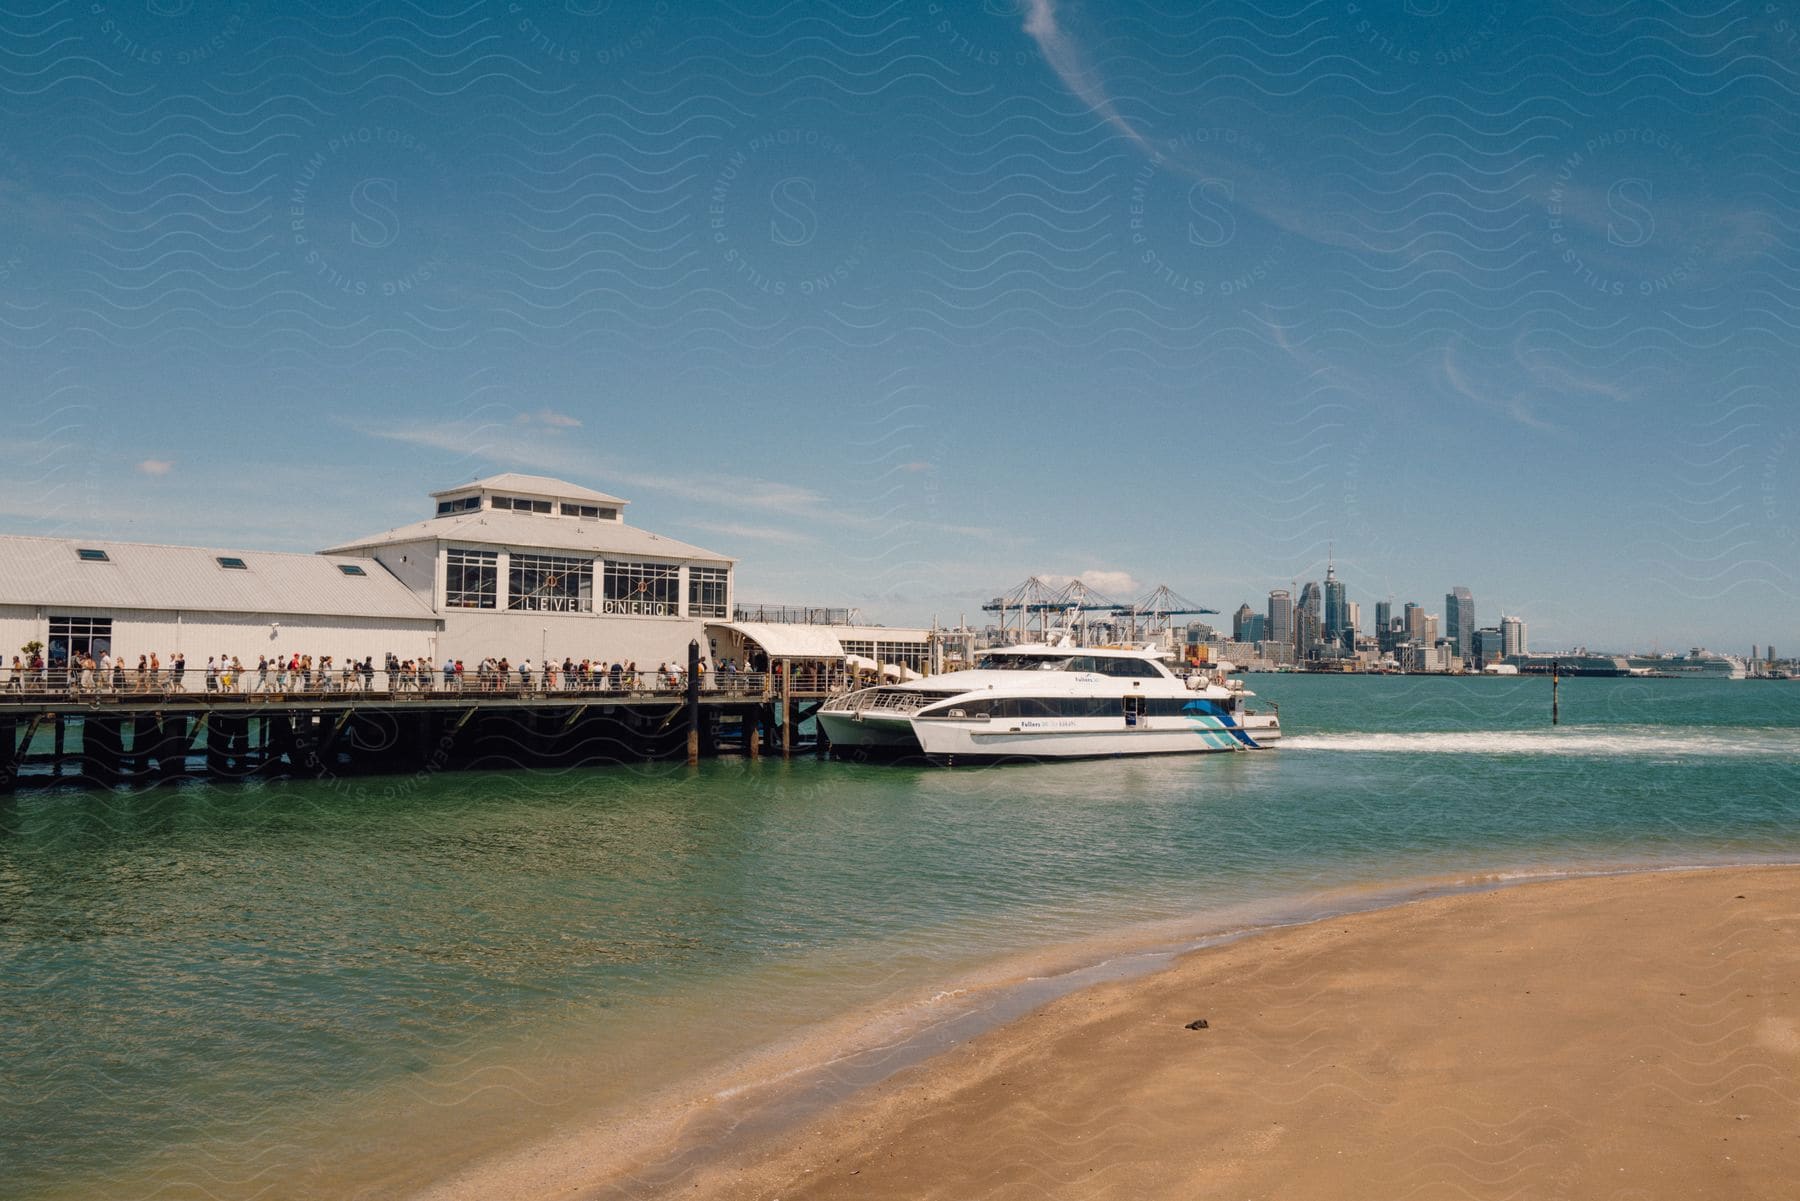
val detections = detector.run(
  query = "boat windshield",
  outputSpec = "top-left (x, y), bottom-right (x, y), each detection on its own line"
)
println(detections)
top-left (973, 653), bottom-right (1166, 679)
top-left (976, 653), bottom-right (1074, 671)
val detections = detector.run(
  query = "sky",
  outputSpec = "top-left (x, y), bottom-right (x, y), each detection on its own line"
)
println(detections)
top-left (1, 0), bottom-right (1797, 654)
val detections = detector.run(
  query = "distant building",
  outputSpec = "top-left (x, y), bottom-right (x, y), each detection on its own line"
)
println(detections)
top-left (1473, 626), bottom-right (1505, 668)
top-left (1323, 564), bottom-right (1347, 647)
top-left (1374, 599), bottom-right (1394, 652)
top-left (1446, 586), bottom-right (1474, 661)
top-left (1404, 602), bottom-right (1426, 645)
top-left (1266, 589), bottom-right (1294, 646)
top-left (1403, 643), bottom-right (1453, 673)
top-left (1502, 614), bottom-right (1527, 657)
top-left (1297, 581), bottom-right (1323, 651)
top-left (1423, 614), bottom-right (1439, 646)
top-left (1232, 603), bottom-right (1256, 643)
top-left (1343, 600), bottom-right (1360, 647)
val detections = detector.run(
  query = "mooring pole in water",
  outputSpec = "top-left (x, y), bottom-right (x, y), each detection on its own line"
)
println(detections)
top-left (686, 639), bottom-right (701, 765)
top-left (1552, 658), bottom-right (1560, 725)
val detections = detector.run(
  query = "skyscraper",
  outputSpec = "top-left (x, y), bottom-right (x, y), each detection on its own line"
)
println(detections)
top-left (1501, 615), bottom-right (1526, 657)
top-left (1298, 581), bottom-right (1322, 625)
top-left (1446, 586), bottom-right (1475, 661)
top-left (1297, 581), bottom-right (1323, 653)
top-left (1404, 601), bottom-right (1425, 644)
top-left (1375, 599), bottom-right (1393, 652)
top-left (1232, 603), bottom-right (1256, 643)
top-left (1344, 601), bottom-right (1360, 646)
top-left (1267, 589), bottom-right (1293, 647)
top-left (1323, 561), bottom-right (1347, 647)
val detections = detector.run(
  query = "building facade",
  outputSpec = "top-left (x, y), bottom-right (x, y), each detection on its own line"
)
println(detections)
top-left (1446, 586), bottom-right (1475, 661)
top-left (1266, 589), bottom-right (1293, 647)
top-left (1501, 614), bottom-right (1527, 657)
top-left (322, 474), bottom-right (736, 666)
top-left (0, 536), bottom-right (441, 674)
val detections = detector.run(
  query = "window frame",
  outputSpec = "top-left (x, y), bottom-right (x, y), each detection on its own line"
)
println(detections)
top-left (445, 547), bottom-right (500, 610)
top-left (507, 552), bottom-right (594, 613)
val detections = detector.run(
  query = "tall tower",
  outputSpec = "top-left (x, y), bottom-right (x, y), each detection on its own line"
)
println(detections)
top-left (1404, 601), bottom-right (1426, 645)
top-left (1266, 589), bottom-right (1293, 647)
top-left (1323, 557), bottom-right (1347, 648)
top-left (1375, 599), bottom-right (1393, 652)
top-left (1297, 581), bottom-right (1323, 652)
top-left (1446, 586), bottom-right (1474, 660)
top-left (1232, 603), bottom-right (1256, 643)
top-left (1501, 614), bottom-right (1526, 657)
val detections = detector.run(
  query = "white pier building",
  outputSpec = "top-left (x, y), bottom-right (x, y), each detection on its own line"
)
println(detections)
top-left (1, 474), bottom-right (935, 681)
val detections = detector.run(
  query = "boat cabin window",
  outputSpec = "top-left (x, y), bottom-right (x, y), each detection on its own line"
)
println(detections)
top-left (974, 651), bottom-right (1165, 678)
top-left (975, 653), bottom-right (1074, 671)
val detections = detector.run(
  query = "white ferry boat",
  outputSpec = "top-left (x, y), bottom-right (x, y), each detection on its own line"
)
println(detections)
top-left (817, 642), bottom-right (1280, 765)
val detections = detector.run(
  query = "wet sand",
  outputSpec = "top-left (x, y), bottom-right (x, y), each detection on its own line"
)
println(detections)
top-left (667, 866), bottom-right (1800, 1201)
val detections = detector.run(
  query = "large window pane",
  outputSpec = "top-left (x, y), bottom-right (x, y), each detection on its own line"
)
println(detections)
top-left (601, 560), bottom-right (680, 616)
top-left (445, 548), bottom-right (498, 609)
top-left (687, 566), bottom-right (728, 618)
top-left (508, 554), bottom-right (593, 613)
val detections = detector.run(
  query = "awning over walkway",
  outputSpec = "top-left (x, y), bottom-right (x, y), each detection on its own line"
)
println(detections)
top-left (706, 622), bottom-right (847, 660)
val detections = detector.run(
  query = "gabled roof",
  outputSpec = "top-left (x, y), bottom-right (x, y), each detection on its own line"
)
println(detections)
top-left (321, 510), bottom-right (733, 563)
top-left (0, 536), bottom-right (438, 621)
top-left (429, 474), bottom-right (628, 507)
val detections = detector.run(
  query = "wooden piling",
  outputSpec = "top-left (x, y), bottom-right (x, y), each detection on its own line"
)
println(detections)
top-left (0, 715), bottom-right (17, 795)
top-left (82, 716), bottom-right (124, 787)
top-left (686, 639), bottom-right (701, 766)
top-left (780, 658), bottom-right (792, 758)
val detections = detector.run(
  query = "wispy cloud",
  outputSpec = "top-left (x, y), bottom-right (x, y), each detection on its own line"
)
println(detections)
top-left (1022, 0), bottom-right (1152, 155)
top-left (683, 521), bottom-right (818, 546)
top-left (1443, 341), bottom-right (1563, 435)
top-left (137, 459), bottom-right (174, 476)
top-left (515, 408), bottom-right (582, 429)
top-left (344, 413), bottom-right (838, 520)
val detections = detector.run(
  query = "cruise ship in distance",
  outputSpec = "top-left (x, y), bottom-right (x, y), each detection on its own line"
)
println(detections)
top-left (1509, 649), bottom-right (1748, 679)
top-left (818, 641), bottom-right (1280, 766)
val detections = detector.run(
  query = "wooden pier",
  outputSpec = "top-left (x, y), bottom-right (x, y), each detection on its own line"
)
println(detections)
top-left (0, 665), bottom-right (844, 794)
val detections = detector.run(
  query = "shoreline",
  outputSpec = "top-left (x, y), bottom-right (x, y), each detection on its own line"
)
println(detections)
top-left (685, 861), bottom-right (1800, 1200)
top-left (404, 855), bottom-right (1800, 1201)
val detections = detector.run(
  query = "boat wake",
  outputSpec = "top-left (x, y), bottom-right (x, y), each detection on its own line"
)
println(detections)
top-left (1280, 727), bottom-right (1800, 758)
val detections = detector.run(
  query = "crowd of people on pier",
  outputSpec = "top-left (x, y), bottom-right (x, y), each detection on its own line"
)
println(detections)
top-left (3, 647), bottom-right (861, 697)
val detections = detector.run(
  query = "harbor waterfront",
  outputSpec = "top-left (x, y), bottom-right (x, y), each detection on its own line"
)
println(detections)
top-left (3, 674), bottom-right (1798, 1200)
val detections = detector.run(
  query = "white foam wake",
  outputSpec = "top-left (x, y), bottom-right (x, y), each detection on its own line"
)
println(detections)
top-left (1280, 728), bottom-right (1800, 758)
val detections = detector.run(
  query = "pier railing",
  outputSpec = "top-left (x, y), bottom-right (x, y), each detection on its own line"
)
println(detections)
top-left (0, 667), bottom-right (858, 704)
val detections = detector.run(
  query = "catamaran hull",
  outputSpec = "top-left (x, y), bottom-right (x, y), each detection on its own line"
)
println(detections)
top-left (912, 717), bottom-right (1276, 764)
top-left (816, 710), bottom-right (924, 757)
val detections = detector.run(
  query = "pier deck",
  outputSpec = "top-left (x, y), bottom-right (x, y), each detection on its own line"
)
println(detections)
top-left (0, 672), bottom-right (849, 793)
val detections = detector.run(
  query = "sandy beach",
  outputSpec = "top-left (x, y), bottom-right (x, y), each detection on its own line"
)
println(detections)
top-left (657, 865), bottom-right (1800, 1201)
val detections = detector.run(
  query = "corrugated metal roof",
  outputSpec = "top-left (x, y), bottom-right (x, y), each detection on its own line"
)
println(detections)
top-left (429, 474), bottom-right (629, 506)
top-left (322, 510), bottom-right (732, 563)
top-left (0, 536), bottom-right (438, 621)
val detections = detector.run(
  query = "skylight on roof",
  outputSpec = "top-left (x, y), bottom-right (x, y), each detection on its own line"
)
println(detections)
top-left (76, 548), bottom-right (110, 562)
top-left (216, 556), bottom-right (248, 570)
top-left (337, 564), bottom-right (368, 576)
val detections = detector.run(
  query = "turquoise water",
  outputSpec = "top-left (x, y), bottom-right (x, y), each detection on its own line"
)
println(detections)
top-left (2, 676), bottom-right (1797, 1198)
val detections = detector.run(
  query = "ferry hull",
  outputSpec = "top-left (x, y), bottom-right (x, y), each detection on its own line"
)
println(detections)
top-left (912, 714), bottom-right (1279, 765)
top-left (816, 710), bottom-right (923, 758)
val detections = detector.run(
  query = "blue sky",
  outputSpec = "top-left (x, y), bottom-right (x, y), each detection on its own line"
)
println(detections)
top-left (2, 0), bottom-right (1797, 653)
